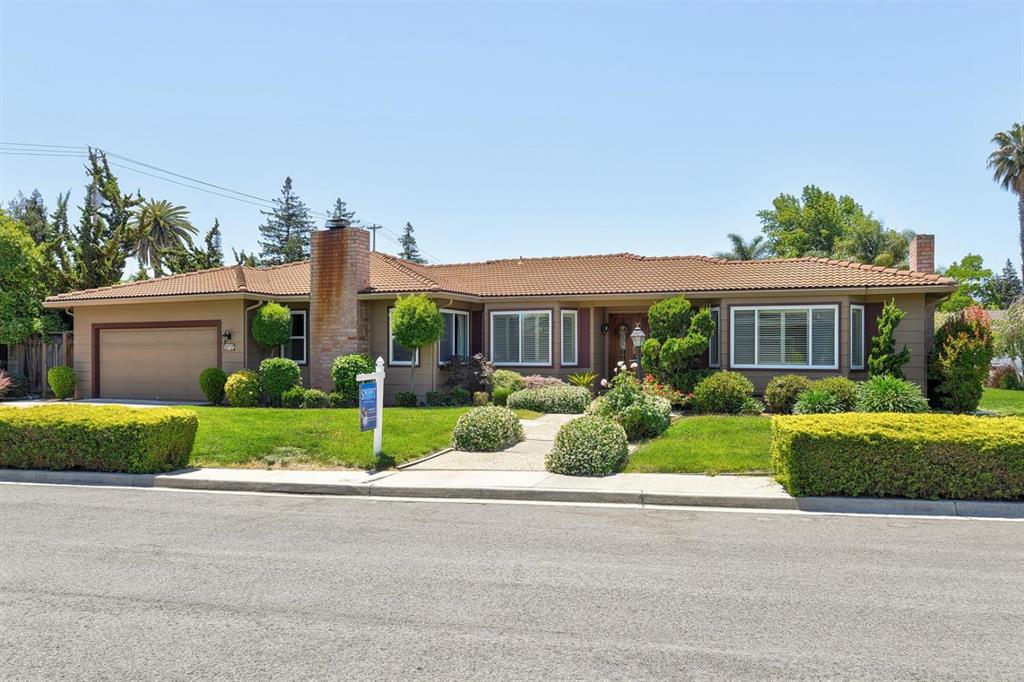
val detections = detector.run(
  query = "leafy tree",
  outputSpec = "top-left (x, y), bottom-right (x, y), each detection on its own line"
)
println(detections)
top-left (391, 294), bottom-right (444, 396)
top-left (0, 213), bottom-right (44, 344)
top-left (984, 259), bottom-right (1024, 309)
top-left (928, 306), bottom-right (994, 413)
top-left (7, 189), bottom-right (49, 244)
top-left (987, 122), bottom-right (1024, 272)
top-left (130, 199), bottom-right (197, 276)
top-left (641, 295), bottom-right (715, 391)
top-left (327, 198), bottom-right (358, 228)
top-left (258, 177), bottom-right (315, 265)
top-left (939, 254), bottom-right (993, 312)
top-left (837, 223), bottom-right (913, 268)
top-left (397, 221), bottom-right (426, 264)
top-left (713, 233), bottom-right (770, 260)
top-left (867, 300), bottom-right (911, 379)
top-left (993, 295), bottom-right (1024, 383)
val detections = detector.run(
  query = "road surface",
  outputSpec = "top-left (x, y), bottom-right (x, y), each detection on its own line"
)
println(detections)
top-left (1, 484), bottom-right (1021, 680)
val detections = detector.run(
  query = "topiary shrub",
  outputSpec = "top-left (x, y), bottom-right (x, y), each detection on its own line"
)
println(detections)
top-left (331, 354), bottom-right (374, 406)
top-left (772, 413), bottom-right (1024, 499)
top-left (301, 388), bottom-right (329, 409)
top-left (259, 357), bottom-right (301, 406)
top-left (198, 367), bottom-right (228, 405)
top-left (793, 388), bottom-right (841, 414)
top-left (0, 404), bottom-right (198, 473)
top-left (491, 387), bottom-right (512, 406)
top-left (506, 385), bottom-right (591, 413)
top-left (47, 365), bottom-right (75, 400)
top-left (451, 406), bottom-right (525, 452)
top-left (855, 375), bottom-right (929, 413)
top-left (763, 375), bottom-right (813, 414)
top-left (928, 305), bottom-right (994, 413)
top-left (491, 369), bottom-right (527, 393)
top-left (545, 416), bottom-right (629, 476)
top-left (391, 293), bottom-right (445, 397)
top-left (394, 391), bottom-right (417, 407)
top-left (692, 371), bottom-right (754, 414)
top-left (251, 302), bottom-right (292, 349)
top-left (473, 391), bottom-right (490, 406)
top-left (812, 376), bottom-right (858, 411)
top-left (281, 385), bottom-right (306, 408)
top-left (641, 295), bottom-right (716, 392)
top-left (523, 374), bottom-right (566, 389)
top-left (225, 370), bottom-right (261, 407)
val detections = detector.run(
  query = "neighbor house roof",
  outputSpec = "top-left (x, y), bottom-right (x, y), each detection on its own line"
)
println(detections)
top-left (46, 251), bottom-right (956, 304)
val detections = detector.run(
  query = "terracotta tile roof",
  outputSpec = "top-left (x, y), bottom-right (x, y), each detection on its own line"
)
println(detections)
top-left (46, 251), bottom-right (956, 303)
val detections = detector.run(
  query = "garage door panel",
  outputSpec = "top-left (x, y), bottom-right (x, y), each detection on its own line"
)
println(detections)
top-left (99, 326), bottom-right (218, 401)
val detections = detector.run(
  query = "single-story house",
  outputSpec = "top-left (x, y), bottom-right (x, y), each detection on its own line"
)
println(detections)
top-left (44, 228), bottom-right (956, 403)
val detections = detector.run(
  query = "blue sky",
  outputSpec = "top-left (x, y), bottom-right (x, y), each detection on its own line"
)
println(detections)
top-left (1, 1), bottom-right (1021, 271)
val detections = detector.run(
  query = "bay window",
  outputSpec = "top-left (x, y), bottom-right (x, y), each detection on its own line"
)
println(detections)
top-left (491, 311), bottom-right (551, 366)
top-left (730, 305), bottom-right (838, 370)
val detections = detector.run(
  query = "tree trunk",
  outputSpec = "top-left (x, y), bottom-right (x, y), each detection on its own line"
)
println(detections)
top-left (409, 354), bottom-right (416, 404)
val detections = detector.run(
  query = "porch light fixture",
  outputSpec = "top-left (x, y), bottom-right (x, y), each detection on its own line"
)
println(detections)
top-left (630, 324), bottom-right (645, 381)
top-left (222, 330), bottom-right (232, 341)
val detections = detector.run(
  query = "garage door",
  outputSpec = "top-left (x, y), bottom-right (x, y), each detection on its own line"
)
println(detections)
top-left (99, 326), bottom-right (218, 401)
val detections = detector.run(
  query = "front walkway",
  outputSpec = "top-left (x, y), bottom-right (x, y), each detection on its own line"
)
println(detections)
top-left (404, 413), bottom-right (577, 471)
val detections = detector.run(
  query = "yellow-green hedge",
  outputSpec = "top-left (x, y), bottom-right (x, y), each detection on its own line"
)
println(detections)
top-left (0, 405), bottom-right (198, 473)
top-left (772, 413), bottom-right (1024, 500)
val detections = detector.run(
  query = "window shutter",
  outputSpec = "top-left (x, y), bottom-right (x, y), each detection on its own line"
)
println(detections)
top-left (850, 305), bottom-right (864, 369)
top-left (492, 314), bottom-right (519, 364)
top-left (783, 310), bottom-right (809, 365)
top-left (733, 309), bottom-right (756, 365)
top-left (561, 311), bottom-right (577, 366)
top-left (811, 308), bottom-right (836, 366)
top-left (578, 308), bottom-right (591, 368)
top-left (757, 311), bottom-right (782, 364)
top-left (471, 311), bottom-right (483, 355)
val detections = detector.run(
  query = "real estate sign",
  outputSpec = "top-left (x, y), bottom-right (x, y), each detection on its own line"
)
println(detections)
top-left (359, 381), bottom-right (377, 432)
top-left (356, 357), bottom-right (386, 456)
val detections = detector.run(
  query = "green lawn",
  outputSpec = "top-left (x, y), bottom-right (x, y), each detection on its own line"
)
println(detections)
top-left (979, 388), bottom-right (1024, 416)
top-left (625, 415), bottom-right (773, 475)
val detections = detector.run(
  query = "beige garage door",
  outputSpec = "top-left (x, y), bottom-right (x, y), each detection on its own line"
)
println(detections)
top-left (99, 327), bottom-right (218, 401)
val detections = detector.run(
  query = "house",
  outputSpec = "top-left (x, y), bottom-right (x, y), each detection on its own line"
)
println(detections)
top-left (43, 227), bottom-right (956, 402)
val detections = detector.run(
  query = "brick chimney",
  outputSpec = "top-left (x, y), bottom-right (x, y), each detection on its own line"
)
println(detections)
top-left (909, 234), bottom-right (935, 274)
top-left (309, 226), bottom-right (370, 390)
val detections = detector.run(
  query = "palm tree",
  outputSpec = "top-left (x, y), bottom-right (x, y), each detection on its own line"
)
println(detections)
top-left (713, 233), bottom-right (772, 260)
top-left (988, 122), bottom-right (1024, 273)
top-left (130, 199), bottom-right (197, 276)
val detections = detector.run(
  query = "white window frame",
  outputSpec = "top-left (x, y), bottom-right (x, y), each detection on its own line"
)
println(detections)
top-left (560, 309), bottom-right (578, 367)
top-left (437, 309), bottom-right (471, 366)
top-left (489, 310), bottom-right (552, 367)
top-left (729, 304), bottom-right (839, 370)
top-left (850, 304), bottom-right (865, 370)
top-left (280, 310), bottom-right (307, 365)
top-left (388, 307), bottom-right (419, 366)
top-left (709, 306), bottom-right (721, 368)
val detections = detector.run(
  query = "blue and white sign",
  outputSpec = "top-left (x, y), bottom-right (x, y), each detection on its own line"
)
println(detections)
top-left (359, 381), bottom-right (378, 432)
top-left (356, 357), bottom-right (386, 455)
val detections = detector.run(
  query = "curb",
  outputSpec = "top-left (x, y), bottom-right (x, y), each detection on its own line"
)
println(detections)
top-left (1, 469), bottom-right (1021, 519)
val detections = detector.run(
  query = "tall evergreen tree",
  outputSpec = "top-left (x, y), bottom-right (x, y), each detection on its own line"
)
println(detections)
top-left (162, 218), bottom-right (225, 274)
top-left (203, 218), bottom-right (225, 268)
top-left (985, 259), bottom-right (1024, 309)
top-left (7, 189), bottom-right (49, 244)
top-left (397, 221), bottom-right (427, 264)
top-left (233, 248), bottom-right (259, 267)
top-left (327, 197), bottom-right (358, 228)
top-left (258, 177), bottom-right (315, 264)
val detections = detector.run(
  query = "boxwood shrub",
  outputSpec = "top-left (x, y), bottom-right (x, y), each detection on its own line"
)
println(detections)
top-left (491, 387), bottom-right (512, 406)
top-left (394, 391), bottom-right (417, 407)
top-left (506, 385), bottom-right (591, 414)
top-left (258, 357), bottom-right (302, 406)
top-left (771, 413), bottom-right (1024, 499)
top-left (545, 415), bottom-right (629, 476)
top-left (0, 404), bottom-right (198, 473)
top-left (47, 365), bottom-right (76, 400)
top-left (491, 369), bottom-right (527, 393)
top-left (451, 406), bottom-right (525, 451)
top-left (692, 371), bottom-right (754, 414)
top-left (198, 367), bottom-right (228, 405)
top-left (331, 354), bottom-right (374, 405)
top-left (763, 375), bottom-right (813, 415)
top-left (225, 370), bottom-right (261, 407)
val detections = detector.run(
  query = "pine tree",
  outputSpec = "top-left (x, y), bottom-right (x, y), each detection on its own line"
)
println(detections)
top-left (204, 218), bottom-right (224, 267)
top-left (867, 300), bottom-right (911, 379)
top-left (233, 248), bottom-right (259, 267)
top-left (7, 189), bottom-right (49, 244)
top-left (163, 219), bottom-right (226, 274)
top-left (327, 198), bottom-right (357, 228)
top-left (986, 259), bottom-right (1024, 309)
top-left (258, 177), bottom-right (315, 265)
top-left (398, 221), bottom-right (427, 264)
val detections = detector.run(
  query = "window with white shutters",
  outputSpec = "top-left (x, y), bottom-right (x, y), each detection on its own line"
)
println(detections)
top-left (561, 310), bottom-right (578, 366)
top-left (491, 311), bottom-right (551, 366)
top-left (730, 305), bottom-right (838, 369)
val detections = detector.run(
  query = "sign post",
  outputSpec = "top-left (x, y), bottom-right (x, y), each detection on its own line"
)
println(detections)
top-left (356, 357), bottom-right (386, 456)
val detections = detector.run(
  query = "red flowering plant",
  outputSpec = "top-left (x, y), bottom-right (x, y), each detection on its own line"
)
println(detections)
top-left (642, 374), bottom-right (688, 409)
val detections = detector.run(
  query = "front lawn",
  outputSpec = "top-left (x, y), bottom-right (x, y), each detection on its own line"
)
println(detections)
top-left (625, 415), bottom-right (773, 475)
top-left (979, 388), bottom-right (1024, 416)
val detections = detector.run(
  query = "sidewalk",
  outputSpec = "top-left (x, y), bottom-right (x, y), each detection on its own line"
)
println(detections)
top-left (2, 466), bottom-right (1021, 518)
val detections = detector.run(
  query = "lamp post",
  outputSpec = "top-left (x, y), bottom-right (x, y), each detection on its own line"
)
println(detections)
top-left (630, 324), bottom-right (646, 382)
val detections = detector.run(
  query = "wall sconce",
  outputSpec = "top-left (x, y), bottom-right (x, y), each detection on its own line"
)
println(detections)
top-left (222, 330), bottom-right (232, 341)
top-left (600, 323), bottom-right (610, 335)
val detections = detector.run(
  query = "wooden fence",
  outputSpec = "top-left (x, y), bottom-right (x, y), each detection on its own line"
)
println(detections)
top-left (4, 332), bottom-right (74, 397)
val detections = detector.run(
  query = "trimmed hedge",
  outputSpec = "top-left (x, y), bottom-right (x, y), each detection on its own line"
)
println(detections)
top-left (506, 385), bottom-right (591, 414)
top-left (772, 413), bottom-right (1024, 499)
top-left (0, 404), bottom-right (198, 473)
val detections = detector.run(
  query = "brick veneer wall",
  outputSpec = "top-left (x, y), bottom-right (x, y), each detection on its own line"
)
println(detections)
top-left (909, 234), bottom-right (935, 274)
top-left (309, 227), bottom-right (370, 390)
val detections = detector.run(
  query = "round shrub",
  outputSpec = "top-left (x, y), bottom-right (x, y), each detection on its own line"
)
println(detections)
top-left (793, 388), bottom-right (841, 414)
top-left (302, 388), bottom-right (329, 409)
top-left (328, 392), bottom-right (347, 408)
top-left (763, 375), bottom-right (813, 414)
top-left (813, 376), bottom-right (858, 411)
top-left (473, 391), bottom-right (490, 406)
top-left (198, 367), bottom-right (228, 405)
top-left (491, 369), bottom-right (527, 393)
top-left (491, 387), bottom-right (512, 406)
top-left (394, 391), bottom-right (417, 407)
top-left (47, 365), bottom-right (75, 400)
top-left (251, 302), bottom-right (292, 348)
top-left (692, 371), bottom-right (754, 414)
top-left (545, 416), bottom-right (629, 476)
top-left (225, 370), bottom-right (261, 407)
top-left (588, 391), bottom-right (671, 441)
top-left (331, 354), bottom-right (374, 405)
top-left (259, 357), bottom-right (301, 405)
top-left (281, 385), bottom-right (306, 409)
top-left (506, 385), bottom-right (591, 414)
top-left (855, 375), bottom-right (929, 413)
top-left (451, 406), bottom-right (525, 452)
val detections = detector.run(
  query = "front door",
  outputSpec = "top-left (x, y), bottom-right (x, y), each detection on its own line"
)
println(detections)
top-left (606, 313), bottom-right (649, 379)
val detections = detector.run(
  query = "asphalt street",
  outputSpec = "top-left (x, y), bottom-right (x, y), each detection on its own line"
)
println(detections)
top-left (1, 484), bottom-right (1021, 681)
